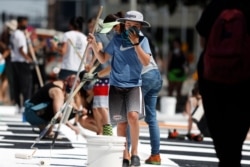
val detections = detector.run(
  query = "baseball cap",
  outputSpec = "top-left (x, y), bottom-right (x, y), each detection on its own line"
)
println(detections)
top-left (99, 21), bottom-right (120, 33)
top-left (117, 11), bottom-right (150, 27)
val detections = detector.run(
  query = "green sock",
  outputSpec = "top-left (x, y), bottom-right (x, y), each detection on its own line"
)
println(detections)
top-left (103, 124), bottom-right (113, 136)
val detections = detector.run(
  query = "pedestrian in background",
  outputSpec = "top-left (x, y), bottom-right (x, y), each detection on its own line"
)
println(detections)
top-left (88, 10), bottom-right (151, 167)
top-left (53, 16), bottom-right (87, 80)
top-left (10, 16), bottom-right (33, 113)
top-left (166, 37), bottom-right (188, 98)
top-left (0, 19), bottom-right (17, 105)
top-left (196, 0), bottom-right (250, 166)
top-left (184, 81), bottom-right (205, 141)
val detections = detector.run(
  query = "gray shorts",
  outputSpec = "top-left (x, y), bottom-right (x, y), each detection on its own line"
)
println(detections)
top-left (109, 86), bottom-right (145, 125)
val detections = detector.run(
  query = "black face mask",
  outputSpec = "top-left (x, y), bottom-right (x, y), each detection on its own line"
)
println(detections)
top-left (65, 84), bottom-right (71, 94)
top-left (19, 25), bottom-right (27, 30)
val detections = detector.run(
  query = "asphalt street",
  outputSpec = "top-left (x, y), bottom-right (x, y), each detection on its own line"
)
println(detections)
top-left (0, 106), bottom-right (178, 167)
top-left (0, 103), bottom-right (250, 167)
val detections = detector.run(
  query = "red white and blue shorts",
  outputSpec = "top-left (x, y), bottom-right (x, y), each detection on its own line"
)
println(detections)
top-left (92, 78), bottom-right (109, 108)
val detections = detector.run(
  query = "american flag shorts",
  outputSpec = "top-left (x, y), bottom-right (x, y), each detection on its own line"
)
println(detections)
top-left (92, 78), bottom-right (109, 108)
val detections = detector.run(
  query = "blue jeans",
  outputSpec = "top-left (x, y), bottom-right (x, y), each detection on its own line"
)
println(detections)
top-left (142, 69), bottom-right (163, 155)
top-left (127, 69), bottom-right (162, 155)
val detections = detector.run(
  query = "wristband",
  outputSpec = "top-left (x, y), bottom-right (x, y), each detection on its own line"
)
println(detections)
top-left (133, 42), bottom-right (139, 46)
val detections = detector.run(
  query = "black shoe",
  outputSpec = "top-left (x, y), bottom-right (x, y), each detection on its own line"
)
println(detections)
top-left (130, 155), bottom-right (140, 167)
top-left (122, 159), bottom-right (129, 167)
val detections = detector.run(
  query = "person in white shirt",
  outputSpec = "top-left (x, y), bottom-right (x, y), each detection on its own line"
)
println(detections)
top-left (10, 16), bottom-right (33, 113)
top-left (54, 16), bottom-right (87, 80)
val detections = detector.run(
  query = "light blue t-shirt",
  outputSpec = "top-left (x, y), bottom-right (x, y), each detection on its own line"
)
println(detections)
top-left (105, 33), bottom-right (152, 88)
top-left (95, 33), bottom-right (111, 73)
top-left (95, 32), bottom-right (110, 50)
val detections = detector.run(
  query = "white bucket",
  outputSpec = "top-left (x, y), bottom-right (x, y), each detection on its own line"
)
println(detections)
top-left (160, 96), bottom-right (177, 116)
top-left (86, 135), bottom-right (126, 167)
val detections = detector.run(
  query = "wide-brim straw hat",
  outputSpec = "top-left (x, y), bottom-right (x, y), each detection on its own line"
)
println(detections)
top-left (117, 10), bottom-right (150, 27)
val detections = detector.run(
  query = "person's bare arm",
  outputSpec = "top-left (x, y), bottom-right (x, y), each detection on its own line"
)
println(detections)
top-left (49, 87), bottom-right (80, 134)
top-left (19, 46), bottom-right (32, 62)
top-left (49, 87), bottom-right (65, 116)
top-left (0, 48), bottom-right (10, 61)
top-left (129, 31), bottom-right (150, 66)
top-left (88, 41), bottom-right (102, 67)
top-left (87, 33), bottom-right (110, 64)
top-left (0, 42), bottom-right (10, 59)
top-left (98, 65), bottom-right (111, 78)
top-left (57, 42), bottom-right (68, 55)
top-left (133, 45), bottom-right (150, 66)
top-left (84, 45), bottom-right (97, 72)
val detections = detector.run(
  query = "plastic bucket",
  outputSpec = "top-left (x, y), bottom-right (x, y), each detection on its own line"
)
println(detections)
top-left (86, 135), bottom-right (126, 167)
top-left (160, 96), bottom-right (177, 116)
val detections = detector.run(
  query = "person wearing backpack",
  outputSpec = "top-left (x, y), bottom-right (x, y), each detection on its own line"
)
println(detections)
top-left (196, 0), bottom-right (250, 166)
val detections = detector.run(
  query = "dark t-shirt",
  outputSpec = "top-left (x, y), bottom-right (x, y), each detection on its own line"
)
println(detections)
top-left (168, 51), bottom-right (187, 72)
top-left (30, 82), bottom-right (62, 121)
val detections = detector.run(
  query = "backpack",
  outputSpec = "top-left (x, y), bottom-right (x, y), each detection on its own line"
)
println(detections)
top-left (203, 9), bottom-right (250, 84)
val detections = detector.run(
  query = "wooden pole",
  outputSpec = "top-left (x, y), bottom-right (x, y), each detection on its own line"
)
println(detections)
top-left (26, 32), bottom-right (44, 87)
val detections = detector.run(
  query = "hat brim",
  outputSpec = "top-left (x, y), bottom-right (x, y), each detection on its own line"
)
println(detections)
top-left (116, 18), bottom-right (151, 27)
top-left (5, 22), bottom-right (17, 30)
top-left (100, 21), bottom-right (120, 33)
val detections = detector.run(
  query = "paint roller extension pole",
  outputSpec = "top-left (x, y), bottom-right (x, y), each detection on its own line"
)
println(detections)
top-left (50, 5), bottom-right (104, 148)
top-left (26, 31), bottom-right (44, 87)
